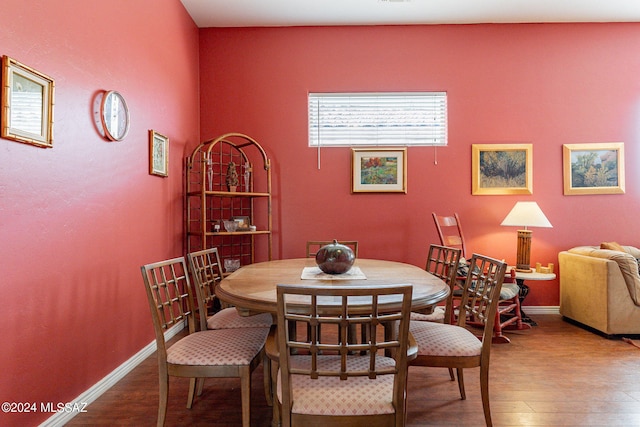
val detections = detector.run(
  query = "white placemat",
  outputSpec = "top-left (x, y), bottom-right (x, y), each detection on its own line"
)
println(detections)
top-left (301, 266), bottom-right (367, 280)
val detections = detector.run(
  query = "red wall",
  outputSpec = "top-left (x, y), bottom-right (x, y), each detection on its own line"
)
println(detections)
top-left (2, 11), bottom-right (639, 424)
top-left (0, 1), bottom-right (199, 425)
top-left (200, 24), bottom-right (640, 307)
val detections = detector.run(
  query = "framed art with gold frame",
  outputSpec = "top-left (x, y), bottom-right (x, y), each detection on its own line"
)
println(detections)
top-left (1, 56), bottom-right (55, 148)
top-left (472, 143), bottom-right (533, 195)
top-left (563, 142), bottom-right (624, 195)
top-left (351, 148), bottom-right (407, 193)
top-left (149, 130), bottom-right (169, 177)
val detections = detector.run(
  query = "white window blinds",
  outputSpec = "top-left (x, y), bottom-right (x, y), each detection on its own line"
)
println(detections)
top-left (308, 92), bottom-right (447, 147)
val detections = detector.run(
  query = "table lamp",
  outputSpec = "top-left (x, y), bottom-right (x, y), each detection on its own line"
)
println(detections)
top-left (501, 201), bottom-right (552, 272)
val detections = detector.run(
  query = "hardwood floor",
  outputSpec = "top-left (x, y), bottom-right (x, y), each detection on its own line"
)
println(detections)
top-left (66, 315), bottom-right (640, 426)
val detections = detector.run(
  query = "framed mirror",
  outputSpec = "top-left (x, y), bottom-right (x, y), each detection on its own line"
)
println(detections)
top-left (1, 56), bottom-right (55, 148)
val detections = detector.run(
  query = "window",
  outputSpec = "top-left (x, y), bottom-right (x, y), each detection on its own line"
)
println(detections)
top-left (308, 92), bottom-right (447, 147)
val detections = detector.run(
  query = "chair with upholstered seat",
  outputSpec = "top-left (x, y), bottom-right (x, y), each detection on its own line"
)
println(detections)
top-left (187, 247), bottom-right (273, 331)
top-left (140, 256), bottom-right (269, 427)
top-left (432, 213), bottom-right (467, 258)
top-left (410, 244), bottom-right (461, 381)
top-left (410, 244), bottom-right (461, 324)
top-left (187, 247), bottom-right (273, 404)
top-left (432, 212), bottom-right (527, 343)
top-left (409, 253), bottom-right (507, 427)
top-left (272, 283), bottom-right (415, 427)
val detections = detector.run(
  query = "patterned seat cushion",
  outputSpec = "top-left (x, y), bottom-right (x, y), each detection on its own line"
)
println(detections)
top-left (207, 307), bottom-right (273, 329)
top-left (277, 355), bottom-right (397, 415)
top-left (410, 306), bottom-right (445, 322)
top-left (410, 321), bottom-right (482, 357)
top-left (167, 327), bottom-right (268, 365)
top-left (500, 282), bottom-right (520, 300)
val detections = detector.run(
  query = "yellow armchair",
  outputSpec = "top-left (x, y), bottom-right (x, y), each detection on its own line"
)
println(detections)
top-left (559, 245), bottom-right (640, 336)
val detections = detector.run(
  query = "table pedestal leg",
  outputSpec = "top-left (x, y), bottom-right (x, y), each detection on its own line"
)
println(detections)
top-left (516, 279), bottom-right (537, 326)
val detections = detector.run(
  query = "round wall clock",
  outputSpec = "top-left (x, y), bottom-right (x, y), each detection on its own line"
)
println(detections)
top-left (93, 90), bottom-right (130, 141)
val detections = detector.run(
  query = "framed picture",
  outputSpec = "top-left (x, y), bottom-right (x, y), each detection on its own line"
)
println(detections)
top-left (563, 143), bottom-right (625, 195)
top-left (149, 130), bottom-right (169, 177)
top-left (1, 56), bottom-right (55, 148)
top-left (472, 143), bottom-right (533, 195)
top-left (232, 215), bottom-right (251, 231)
top-left (351, 148), bottom-right (407, 193)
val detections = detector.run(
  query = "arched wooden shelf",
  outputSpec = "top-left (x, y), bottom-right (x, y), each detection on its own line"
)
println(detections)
top-left (185, 133), bottom-right (272, 270)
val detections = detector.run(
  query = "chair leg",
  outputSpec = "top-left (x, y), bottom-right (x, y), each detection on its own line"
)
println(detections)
top-left (480, 363), bottom-right (493, 427)
top-left (186, 377), bottom-right (197, 409)
top-left (240, 366), bottom-right (252, 427)
top-left (456, 368), bottom-right (466, 400)
top-left (263, 354), bottom-right (273, 406)
top-left (196, 377), bottom-right (205, 396)
top-left (157, 366), bottom-right (169, 427)
top-left (448, 367), bottom-right (455, 381)
top-left (492, 310), bottom-right (511, 344)
top-left (271, 359), bottom-right (281, 427)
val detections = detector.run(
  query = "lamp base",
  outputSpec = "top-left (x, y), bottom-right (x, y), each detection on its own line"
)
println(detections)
top-left (515, 229), bottom-right (533, 273)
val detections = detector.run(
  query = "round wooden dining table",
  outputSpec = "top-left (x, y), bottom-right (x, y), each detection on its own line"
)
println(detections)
top-left (217, 258), bottom-right (450, 316)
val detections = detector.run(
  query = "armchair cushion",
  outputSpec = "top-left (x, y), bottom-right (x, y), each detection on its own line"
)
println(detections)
top-left (500, 282), bottom-right (520, 300)
top-left (600, 241), bottom-right (626, 252)
top-left (568, 245), bottom-right (640, 306)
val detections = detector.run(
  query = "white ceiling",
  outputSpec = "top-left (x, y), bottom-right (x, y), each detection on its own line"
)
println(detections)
top-left (181, 0), bottom-right (640, 28)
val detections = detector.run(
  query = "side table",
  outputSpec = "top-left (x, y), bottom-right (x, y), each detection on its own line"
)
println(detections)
top-left (512, 269), bottom-right (556, 326)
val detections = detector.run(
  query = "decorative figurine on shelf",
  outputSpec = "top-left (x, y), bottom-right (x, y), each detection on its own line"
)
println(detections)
top-left (225, 161), bottom-right (239, 192)
top-left (205, 152), bottom-right (214, 191)
top-left (243, 161), bottom-right (251, 193)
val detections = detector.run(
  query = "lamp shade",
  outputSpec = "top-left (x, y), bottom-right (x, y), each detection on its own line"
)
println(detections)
top-left (501, 202), bottom-right (552, 229)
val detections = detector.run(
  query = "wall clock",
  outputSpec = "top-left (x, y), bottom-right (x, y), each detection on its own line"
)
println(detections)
top-left (93, 90), bottom-right (130, 141)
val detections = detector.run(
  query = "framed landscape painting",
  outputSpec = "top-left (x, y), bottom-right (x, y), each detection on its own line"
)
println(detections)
top-left (472, 143), bottom-right (533, 195)
top-left (563, 143), bottom-right (625, 195)
top-left (351, 148), bottom-right (407, 193)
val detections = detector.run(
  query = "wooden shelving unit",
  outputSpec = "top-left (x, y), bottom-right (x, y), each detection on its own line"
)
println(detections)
top-left (185, 133), bottom-right (272, 271)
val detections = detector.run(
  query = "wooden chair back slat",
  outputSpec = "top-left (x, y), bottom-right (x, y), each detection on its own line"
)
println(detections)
top-left (142, 257), bottom-right (194, 332)
top-left (425, 244), bottom-right (462, 323)
top-left (457, 254), bottom-right (507, 344)
top-left (276, 283), bottom-right (413, 426)
top-left (432, 212), bottom-right (467, 259)
top-left (187, 247), bottom-right (224, 330)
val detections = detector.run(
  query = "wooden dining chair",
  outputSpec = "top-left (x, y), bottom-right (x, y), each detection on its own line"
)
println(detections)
top-left (140, 256), bottom-right (269, 427)
top-left (271, 283), bottom-right (416, 427)
top-left (306, 240), bottom-right (359, 258)
top-left (187, 247), bottom-right (273, 331)
top-left (432, 212), bottom-right (527, 343)
top-left (432, 213), bottom-right (467, 258)
top-left (410, 244), bottom-right (461, 381)
top-left (409, 253), bottom-right (507, 427)
top-left (411, 244), bottom-right (462, 324)
top-left (187, 247), bottom-right (273, 404)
